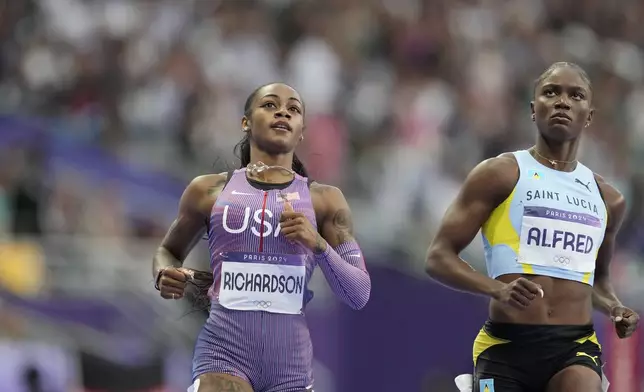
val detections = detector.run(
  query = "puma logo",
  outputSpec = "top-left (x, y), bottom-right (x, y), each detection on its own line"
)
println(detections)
top-left (576, 352), bottom-right (599, 366)
top-left (575, 178), bottom-right (591, 192)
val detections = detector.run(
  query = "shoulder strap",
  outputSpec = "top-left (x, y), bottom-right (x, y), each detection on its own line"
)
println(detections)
top-left (204, 170), bottom-right (234, 240)
top-left (511, 150), bottom-right (529, 167)
top-left (224, 170), bottom-right (235, 187)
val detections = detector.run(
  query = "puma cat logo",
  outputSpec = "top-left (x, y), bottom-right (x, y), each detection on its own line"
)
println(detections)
top-left (576, 352), bottom-right (599, 366)
top-left (575, 178), bottom-right (591, 192)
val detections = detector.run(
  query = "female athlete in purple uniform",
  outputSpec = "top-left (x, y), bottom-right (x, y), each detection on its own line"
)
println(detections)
top-left (152, 82), bottom-right (371, 392)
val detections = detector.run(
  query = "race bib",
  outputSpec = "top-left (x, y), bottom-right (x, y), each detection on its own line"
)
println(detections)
top-left (518, 206), bottom-right (604, 273)
top-left (218, 252), bottom-right (306, 314)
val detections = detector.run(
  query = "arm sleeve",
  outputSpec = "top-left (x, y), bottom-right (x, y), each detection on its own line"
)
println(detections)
top-left (314, 241), bottom-right (371, 310)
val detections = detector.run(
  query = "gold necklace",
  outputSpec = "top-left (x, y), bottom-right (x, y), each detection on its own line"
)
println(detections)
top-left (530, 147), bottom-right (577, 170)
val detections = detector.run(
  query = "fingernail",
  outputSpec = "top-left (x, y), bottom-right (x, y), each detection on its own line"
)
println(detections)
top-left (615, 316), bottom-right (623, 322)
top-left (538, 288), bottom-right (544, 298)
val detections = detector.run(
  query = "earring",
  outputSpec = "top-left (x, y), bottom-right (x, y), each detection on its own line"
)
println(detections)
top-left (532, 114), bottom-right (536, 121)
top-left (243, 127), bottom-right (250, 132)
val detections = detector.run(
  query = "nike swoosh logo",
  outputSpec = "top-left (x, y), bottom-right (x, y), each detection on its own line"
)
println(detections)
top-left (231, 190), bottom-right (254, 196)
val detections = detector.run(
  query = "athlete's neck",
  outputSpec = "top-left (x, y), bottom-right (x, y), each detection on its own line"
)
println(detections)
top-left (247, 148), bottom-right (295, 183)
top-left (532, 136), bottom-right (579, 172)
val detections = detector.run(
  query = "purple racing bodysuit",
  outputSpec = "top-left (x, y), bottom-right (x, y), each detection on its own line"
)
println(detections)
top-left (192, 169), bottom-right (370, 392)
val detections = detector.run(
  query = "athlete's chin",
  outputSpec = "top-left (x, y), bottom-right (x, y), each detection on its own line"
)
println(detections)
top-left (257, 138), bottom-right (296, 155)
top-left (542, 126), bottom-right (580, 142)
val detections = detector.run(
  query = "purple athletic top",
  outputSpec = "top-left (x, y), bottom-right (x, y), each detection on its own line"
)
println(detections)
top-left (207, 169), bottom-right (317, 310)
top-left (193, 169), bottom-right (318, 391)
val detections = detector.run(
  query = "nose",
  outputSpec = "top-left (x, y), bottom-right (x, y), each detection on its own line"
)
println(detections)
top-left (554, 97), bottom-right (571, 110)
top-left (275, 108), bottom-right (291, 119)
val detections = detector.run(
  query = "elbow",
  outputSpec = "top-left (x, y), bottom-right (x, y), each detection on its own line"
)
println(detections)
top-left (425, 247), bottom-right (442, 278)
top-left (425, 244), bottom-right (454, 280)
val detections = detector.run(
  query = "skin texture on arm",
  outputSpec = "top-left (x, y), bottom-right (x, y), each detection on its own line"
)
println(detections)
top-left (152, 174), bottom-right (225, 298)
top-left (592, 174), bottom-right (639, 338)
top-left (311, 184), bottom-right (370, 309)
top-left (591, 174), bottom-right (626, 315)
top-left (315, 184), bottom-right (357, 249)
top-left (425, 155), bottom-right (518, 298)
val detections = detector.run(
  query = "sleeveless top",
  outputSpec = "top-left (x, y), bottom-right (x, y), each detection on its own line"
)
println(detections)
top-left (206, 169), bottom-right (317, 314)
top-left (481, 150), bottom-right (608, 286)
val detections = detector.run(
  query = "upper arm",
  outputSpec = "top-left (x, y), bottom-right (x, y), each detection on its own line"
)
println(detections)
top-left (160, 174), bottom-right (226, 261)
top-left (594, 175), bottom-right (627, 280)
top-left (427, 156), bottom-right (518, 258)
top-left (314, 185), bottom-right (355, 248)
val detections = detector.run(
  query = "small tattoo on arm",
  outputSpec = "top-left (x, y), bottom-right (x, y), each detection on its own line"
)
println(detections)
top-left (331, 208), bottom-right (354, 244)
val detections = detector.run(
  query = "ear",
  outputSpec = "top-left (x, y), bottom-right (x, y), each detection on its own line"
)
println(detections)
top-left (241, 117), bottom-right (250, 132)
top-left (587, 107), bottom-right (594, 126)
top-left (530, 101), bottom-right (535, 116)
top-left (297, 125), bottom-right (306, 144)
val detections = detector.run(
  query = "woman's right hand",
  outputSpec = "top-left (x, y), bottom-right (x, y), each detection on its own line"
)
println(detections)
top-left (494, 277), bottom-right (544, 309)
top-left (157, 267), bottom-right (191, 300)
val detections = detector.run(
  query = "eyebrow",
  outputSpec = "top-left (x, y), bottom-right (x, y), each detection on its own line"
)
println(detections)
top-left (541, 83), bottom-right (587, 92)
top-left (261, 94), bottom-right (302, 105)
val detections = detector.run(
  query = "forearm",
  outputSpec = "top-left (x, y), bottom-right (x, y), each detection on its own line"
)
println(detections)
top-left (315, 241), bottom-right (371, 310)
top-left (592, 277), bottom-right (623, 316)
top-left (425, 248), bottom-right (505, 298)
top-left (152, 246), bottom-right (183, 279)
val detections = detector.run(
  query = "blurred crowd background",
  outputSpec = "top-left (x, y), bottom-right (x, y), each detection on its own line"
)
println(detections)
top-left (0, 0), bottom-right (643, 391)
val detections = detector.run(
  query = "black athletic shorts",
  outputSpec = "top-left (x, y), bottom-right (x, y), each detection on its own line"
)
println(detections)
top-left (473, 320), bottom-right (602, 392)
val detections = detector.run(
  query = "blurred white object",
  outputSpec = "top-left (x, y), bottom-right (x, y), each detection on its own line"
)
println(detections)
top-left (187, 379), bottom-right (200, 392)
top-left (602, 371), bottom-right (610, 392)
top-left (455, 374), bottom-right (473, 392)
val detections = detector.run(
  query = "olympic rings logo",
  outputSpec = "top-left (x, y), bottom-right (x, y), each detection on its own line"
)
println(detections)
top-left (253, 301), bottom-right (272, 309)
top-left (553, 255), bottom-right (571, 265)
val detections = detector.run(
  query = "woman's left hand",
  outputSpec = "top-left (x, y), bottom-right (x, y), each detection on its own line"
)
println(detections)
top-left (280, 201), bottom-right (327, 253)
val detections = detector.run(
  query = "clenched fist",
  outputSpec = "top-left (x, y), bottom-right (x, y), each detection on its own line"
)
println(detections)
top-left (611, 306), bottom-right (640, 339)
top-left (494, 277), bottom-right (544, 310)
top-left (157, 267), bottom-right (193, 300)
top-left (280, 200), bottom-right (326, 253)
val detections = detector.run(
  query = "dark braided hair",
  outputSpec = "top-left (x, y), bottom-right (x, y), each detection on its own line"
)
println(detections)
top-left (234, 83), bottom-right (309, 177)
top-left (533, 62), bottom-right (593, 97)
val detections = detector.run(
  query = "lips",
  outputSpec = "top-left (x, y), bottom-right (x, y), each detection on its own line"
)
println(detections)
top-left (270, 121), bottom-right (292, 132)
top-left (550, 112), bottom-right (572, 122)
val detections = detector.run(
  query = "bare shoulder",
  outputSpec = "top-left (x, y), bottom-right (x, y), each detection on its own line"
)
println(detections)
top-left (477, 153), bottom-right (518, 179)
top-left (188, 172), bottom-right (228, 193)
top-left (310, 182), bottom-right (346, 211)
top-left (310, 182), bottom-right (344, 201)
top-left (309, 182), bottom-right (351, 229)
top-left (461, 153), bottom-right (519, 203)
top-left (593, 173), bottom-right (626, 225)
top-left (593, 173), bottom-right (625, 205)
top-left (180, 172), bottom-right (228, 214)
